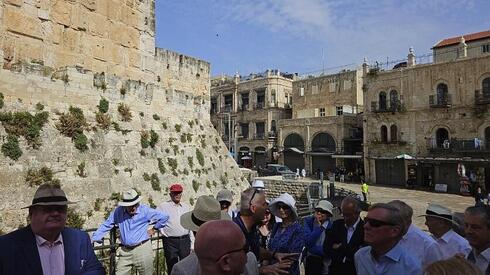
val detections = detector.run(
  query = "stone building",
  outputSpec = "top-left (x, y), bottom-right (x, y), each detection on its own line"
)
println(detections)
top-left (210, 70), bottom-right (294, 168)
top-left (278, 69), bottom-right (364, 178)
top-left (363, 30), bottom-right (490, 194)
top-left (0, 0), bottom-right (247, 231)
top-left (433, 29), bottom-right (490, 63)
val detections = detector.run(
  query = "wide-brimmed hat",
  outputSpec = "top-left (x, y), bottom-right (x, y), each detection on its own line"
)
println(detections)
top-left (118, 189), bottom-right (142, 207)
top-left (420, 203), bottom-right (455, 224)
top-left (269, 193), bottom-right (298, 220)
top-left (252, 180), bottom-right (265, 189)
top-left (315, 200), bottom-right (334, 216)
top-left (181, 195), bottom-right (231, 232)
top-left (23, 184), bottom-right (75, 209)
top-left (216, 189), bottom-right (233, 203)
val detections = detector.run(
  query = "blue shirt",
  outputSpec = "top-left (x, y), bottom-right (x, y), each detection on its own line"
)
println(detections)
top-left (304, 216), bottom-right (332, 257)
top-left (354, 242), bottom-right (422, 275)
top-left (268, 222), bottom-right (305, 275)
top-left (233, 212), bottom-right (261, 259)
top-left (92, 204), bottom-right (169, 246)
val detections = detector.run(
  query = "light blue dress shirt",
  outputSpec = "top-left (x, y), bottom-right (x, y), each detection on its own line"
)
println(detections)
top-left (92, 204), bottom-right (169, 246)
top-left (354, 242), bottom-right (422, 275)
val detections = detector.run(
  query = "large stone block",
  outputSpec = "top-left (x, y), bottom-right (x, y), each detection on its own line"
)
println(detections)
top-left (51, 0), bottom-right (72, 26)
top-left (4, 6), bottom-right (43, 40)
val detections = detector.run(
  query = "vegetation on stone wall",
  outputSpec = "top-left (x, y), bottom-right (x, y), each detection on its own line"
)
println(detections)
top-left (140, 130), bottom-right (150, 149)
top-left (167, 158), bottom-right (178, 174)
top-left (0, 93), bottom-right (4, 109)
top-left (66, 208), bottom-right (85, 229)
top-left (98, 98), bottom-right (109, 113)
top-left (153, 114), bottom-right (160, 120)
top-left (196, 149), bottom-right (205, 166)
top-left (56, 106), bottom-right (88, 151)
top-left (187, 157), bottom-right (194, 168)
top-left (1, 135), bottom-right (22, 160)
top-left (74, 133), bottom-right (88, 152)
top-left (148, 196), bottom-right (156, 208)
top-left (149, 130), bottom-right (159, 148)
top-left (110, 192), bottom-right (122, 201)
top-left (95, 112), bottom-right (111, 130)
top-left (150, 173), bottom-right (161, 191)
top-left (157, 158), bottom-right (166, 174)
top-left (112, 122), bottom-right (131, 135)
top-left (0, 110), bottom-right (49, 149)
top-left (161, 122), bottom-right (168, 129)
top-left (188, 120), bottom-right (194, 128)
top-left (25, 167), bottom-right (60, 187)
top-left (143, 172), bottom-right (151, 181)
top-left (174, 124), bottom-right (181, 132)
top-left (94, 198), bottom-right (102, 211)
top-left (192, 180), bottom-right (200, 192)
top-left (117, 103), bottom-right (132, 121)
top-left (76, 161), bottom-right (87, 177)
top-left (35, 102), bottom-right (44, 111)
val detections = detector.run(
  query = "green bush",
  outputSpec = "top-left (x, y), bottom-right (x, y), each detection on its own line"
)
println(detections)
top-left (187, 157), bottom-right (194, 168)
top-left (220, 175), bottom-right (228, 186)
top-left (172, 145), bottom-right (179, 155)
top-left (175, 124), bottom-right (181, 132)
top-left (189, 198), bottom-right (195, 206)
top-left (0, 111), bottom-right (49, 149)
top-left (157, 158), bottom-right (166, 174)
top-left (180, 134), bottom-right (187, 143)
top-left (35, 102), bottom-right (44, 111)
top-left (186, 133), bottom-right (192, 142)
top-left (188, 120), bottom-right (194, 128)
top-left (66, 208), bottom-right (85, 229)
top-left (148, 196), bottom-right (157, 208)
top-left (110, 192), bottom-right (122, 201)
top-left (192, 180), bottom-right (200, 192)
top-left (161, 122), bottom-right (167, 129)
top-left (167, 158), bottom-right (178, 171)
top-left (0, 93), bottom-right (4, 109)
top-left (74, 133), bottom-right (88, 152)
top-left (143, 172), bottom-right (151, 181)
top-left (183, 168), bottom-right (189, 175)
top-left (206, 181), bottom-right (211, 189)
top-left (95, 112), bottom-right (111, 130)
top-left (94, 198), bottom-right (102, 211)
top-left (149, 130), bottom-right (159, 148)
top-left (25, 166), bottom-right (60, 187)
top-left (139, 112), bottom-right (144, 117)
top-left (196, 149), bottom-right (205, 166)
top-left (140, 131), bottom-right (150, 149)
top-left (98, 98), bottom-right (109, 113)
top-left (1, 135), bottom-right (22, 160)
top-left (76, 161), bottom-right (87, 177)
top-left (150, 173), bottom-right (160, 191)
top-left (117, 103), bottom-right (132, 121)
top-left (153, 114), bottom-right (160, 120)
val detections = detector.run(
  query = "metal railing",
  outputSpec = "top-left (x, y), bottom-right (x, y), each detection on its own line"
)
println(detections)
top-left (429, 94), bottom-right (452, 108)
top-left (255, 102), bottom-right (265, 109)
top-left (371, 101), bottom-right (404, 113)
top-left (427, 138), bottom-right (489, 152)
top-left (253, 133), bottom-right (265, 139)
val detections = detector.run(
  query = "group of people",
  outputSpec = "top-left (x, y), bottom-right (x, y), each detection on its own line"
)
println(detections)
top-left (1, 182), bottom-right (490, 275)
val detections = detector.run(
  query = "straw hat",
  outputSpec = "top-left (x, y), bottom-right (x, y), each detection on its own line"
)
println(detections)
top-left (118, 189), bottom-right (142, 207)
top-left (216, 189), bottom-right (233, 203)
top-left (181, 195), bottom-right (231, 232)
top-left (23, 184), bottom-right (75, 208)
top-left (269, 193), bottom-right (298, 220)
top-left (420, 203), bottom-right (456, 224)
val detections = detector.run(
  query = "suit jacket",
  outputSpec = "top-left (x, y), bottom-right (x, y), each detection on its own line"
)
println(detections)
top-left (324, 218), bottom-right (364, 275)
top-left (0, 226), bottom-right (105, 275)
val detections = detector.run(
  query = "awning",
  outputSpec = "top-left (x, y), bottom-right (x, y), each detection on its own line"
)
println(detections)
top-left (306, 151), bottom-right (335, 156)
top-left (332, 154), bottom-right (363, 159)
top-left (284, 147), bottom-right (304, 154)
top-left (395, 154), bottom-right (414, 160)
top-left (241, 156), bottom-right (252, 160)
top-left (254, 150), bottom-right (266, 154)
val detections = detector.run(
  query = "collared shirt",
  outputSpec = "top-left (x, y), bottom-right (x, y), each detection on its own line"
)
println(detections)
top-left (35, 234), bottom-right (65, 275)
top-left (354, 242), bottom-right (422, 275)
top-left (233, 212), bottom-right (261, 259)
top-left (157, 200), bottom-right (195, 248)
top-left (467, 247), bottom-right (490, 274)
top-left (92, 204), bottom-right (169, 246)
top-left (433, 229), bottom-right (472, 259)
top-left (400, 224), bottom-right (442, 267)
top-left (346, 217), bottom-right (360, 243)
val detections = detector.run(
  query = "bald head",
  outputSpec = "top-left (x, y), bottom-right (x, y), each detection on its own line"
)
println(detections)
top-left (195, 220), bottom-right (247, 275)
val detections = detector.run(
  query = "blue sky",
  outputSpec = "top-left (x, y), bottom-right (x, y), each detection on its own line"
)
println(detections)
top-left (156, 0), bottom-right (490, 77)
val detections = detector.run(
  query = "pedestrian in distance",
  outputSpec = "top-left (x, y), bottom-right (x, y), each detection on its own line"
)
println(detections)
top-left (361, 181), bottom-right (369, 202)
top-left (92, 189), bottom-right (169, 275)
top-left (0, 183), bottom-right (105, 275)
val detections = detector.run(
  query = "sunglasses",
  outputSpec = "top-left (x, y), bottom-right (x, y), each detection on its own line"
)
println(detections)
top-left (215, 243), bottom-right (249, 262)
top-left (315, 209), bottom-right (329, 215)
top-left (276, 203), bottom-right (290, 210)
top-left (364, 217), bottom-right (396, 228)
top-left (36, 205), bottom-right (68, 213)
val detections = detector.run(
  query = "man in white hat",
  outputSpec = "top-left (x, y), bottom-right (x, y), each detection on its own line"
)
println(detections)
top-left (303, 199), bottom-right (334, 275)
top-left (251, 179), bottom-right (265, 190)
top-left (423, 203), bottom-right (471, 259)
top-left (92, 189), bottom-right (169, 275)
top-left (0, 184), bottom-right (104, 275)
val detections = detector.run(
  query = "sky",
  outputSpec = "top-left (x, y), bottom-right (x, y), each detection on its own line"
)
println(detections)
top-left (155, 0), bottom-right (490, 77)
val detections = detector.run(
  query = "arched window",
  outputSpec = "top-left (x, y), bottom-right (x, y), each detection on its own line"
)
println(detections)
top-left (436, 83), bottom-right (448, 105)
top-left (435, 128), bottom-right (449, 148)
top-left (483, 77), bottom-right (490, 97)
top-left (390, 125), bottom-right (398, 142)
top-left (389, 90), bottom-right (398, 111)
top-left (380, 126), bottom-right (388, 142)
top-left (379, 92), bottom-right (387, 110)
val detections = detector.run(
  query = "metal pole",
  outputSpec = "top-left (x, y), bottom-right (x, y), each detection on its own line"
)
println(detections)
top-left (234, 124), bottom-right (238, 163)
top-left (109, 228), bottom-right (117, 275)
top-left (228, 113), bottom-right (232, 154)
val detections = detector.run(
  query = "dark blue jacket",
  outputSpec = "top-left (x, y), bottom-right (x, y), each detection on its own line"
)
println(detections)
top-left (303, 216), bottom-right (333, 257)
top-left (0, 226), bottom-right (105, 275)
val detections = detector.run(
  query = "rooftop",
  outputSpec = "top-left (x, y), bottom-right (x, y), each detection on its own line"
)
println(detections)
top-left (433, 29), bottom-right (490, 49)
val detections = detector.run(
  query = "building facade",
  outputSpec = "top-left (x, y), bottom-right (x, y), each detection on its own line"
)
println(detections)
top-left (364, 38), bottom-right (490, 193)
top-left (210, 70), bottom-right (294, 168)
top-left (278, 69), bottom-right (364, 178)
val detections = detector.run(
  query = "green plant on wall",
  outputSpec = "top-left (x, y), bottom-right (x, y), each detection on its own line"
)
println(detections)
top-left (35, 102), bottom-right (44, 111)
top-left (112, 122), bottom-right (131, 135)
top-left (56, 106), bottom-right (89, 151)
top-left (196, 149), bottom-right (205, 166)
top-left (153, 114), bottom-right (160, 120)
top-left (187, 157), bottom-right (194, 168)
top-left (95, 112), bottom-right (111, 130)
top-left (192, 180), bottom-right (200, 192)
top-left (0, 110), bottom-right (49, 149)
top-left (110, 192), bottom-right (122, 201)
top-left (143, 172), bottom-right (151, 181)
top-left (140, 130), bottom-right (150, 149)
top-left (150, 173), bottom-right (160, 191)
top-left (98, 98), bottom-right (109, 113)
top-left (186, 133), bottom-right (192, 142)
top-left (149, 130), bottom-right (159, 148)
top-left (148, 196), bottom-right (156, 208)
top-left (162, 122), bottom-right (168, 129)
top-left (175, 124), bottom-right (181, 132)
top-left (167, 158), bottom-right (178, 171)
top-left (76, 161), bottom-right (87, 177)
top-left (66, 208), bottom-right (85, 229)
top-left (74, 133), bottom-right (88, 152)
top-left (25, 166), bottom-right (60, 187)
top-left (188, 120), bottom-right (194, 128)
top-left (117, 103), bottom-right (132, 121)
top-left (0, 93), bottom-right (4, 109)
top-left (1, 135), bottom-right (22, 160)
top-left (180, 134), bottom-right (187, 143)
top-left (157, 158), bottom-right (166, 174)
top-left (94, 198), bottom-right (102, 211)
top-left (206, 181), bottom-right (211, 189)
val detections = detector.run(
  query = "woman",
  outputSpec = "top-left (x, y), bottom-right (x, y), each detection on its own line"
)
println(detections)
top-left (268, 193), bottom-right (305, 275)
top-left (259, 208), bottom-right (276, 249)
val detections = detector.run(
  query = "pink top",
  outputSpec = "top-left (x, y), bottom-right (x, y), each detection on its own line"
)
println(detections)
top-left (35, 234), bottom-right (65, 275)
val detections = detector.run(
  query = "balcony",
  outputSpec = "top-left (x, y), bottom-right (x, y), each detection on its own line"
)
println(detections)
top-left (222, 105), bottom-right (233, 113)
top-left (255, 102), bottom-right (265, 109)
top-left (238, 104), bottom-right (249, 111)
top-left (371, 101), bottom-right (404, 113)
top-left (475, 90), bottom-right (490, 105)
top-left (427, 138), bottom-right (489, 153)
top-left (254, 133), bottom-right (265, 139)
top-left (429, 94), bottom-right (452, 108)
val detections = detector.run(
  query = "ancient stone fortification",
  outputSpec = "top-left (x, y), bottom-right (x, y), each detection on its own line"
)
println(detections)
top-left (0, 0), bottom-right (247, 232)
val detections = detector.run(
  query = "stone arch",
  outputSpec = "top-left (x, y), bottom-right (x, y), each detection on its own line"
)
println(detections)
top-left (390, 124), bottom-right (398, 142)
top-left (389, 89), bottom-right (398, 110)
top-left (283, 133), bottom-right (305, 171)
top-left (380, 125), bottom-right (388, 142)
top-left (310, 132), bottom-right (336, 152)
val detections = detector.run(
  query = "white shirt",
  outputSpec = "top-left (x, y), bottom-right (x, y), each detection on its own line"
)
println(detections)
top-left (400, 224), bottom-right (442, 267)
top-left (158, 201), bottom-right (195, 249)
top-left (346, 217), bottom-right (360, 243)
top-left (35, 234), bottom-right (65, 275)
top-left (468, 247), bottom-right (490, 274)
top-left (434, 229), bottom-right (472, 259)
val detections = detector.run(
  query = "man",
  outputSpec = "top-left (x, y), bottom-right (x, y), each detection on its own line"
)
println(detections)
top-left (388, 200), bottom-right (442, 268)
top-left (361, 181), bottom-right (369, 202)
top-left (354, 203), bottom-right (421, 275)
top-left (195, 220), bottom-right (248, 275)
top-left (464, 205), bottom-right (490, 274)
top-left (0, 184), bottom-right (104, 275)
top-left (304, 200), bottom-right (334, 275)
top-left (324, 196), bottom-right (364, 275)
top-left (171, 195), bottom-right (258, 275)
top-left (423, 203), bottom-right (471, 259)
top-left (157, 184), bottom-right (194, 274)
top-left (92, 189), bottom-right (169, 275)
top-left (217, 188), bottom-right (236, 219)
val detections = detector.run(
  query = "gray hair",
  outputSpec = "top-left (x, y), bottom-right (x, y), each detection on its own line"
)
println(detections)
top-left (369, 203), bottom-right (404, 238)
top-left (239, 187), bottom-right (265, 215)
top-left (388, 200), bottom-right (413, 221)
top-left (465, 205), bottom-right (490, 228)
top-left (341, 196), bottom-right (361, 213)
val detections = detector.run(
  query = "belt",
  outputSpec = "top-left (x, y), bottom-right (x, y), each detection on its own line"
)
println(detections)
top-left (163, 235), bottom-right (190, 240)
top-left (121, 239), bottom-right (149, 249)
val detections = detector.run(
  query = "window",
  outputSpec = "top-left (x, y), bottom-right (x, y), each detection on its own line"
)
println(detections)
top-left (255, 122), bottom-right (265, 138)
top-left (319, 108), bottom-right (325, 117)
top-left (300, 87), bottom-right (305, 96)
top-left (329, 82), bottom-right (337, 93)
top-left (271, 90), bottom-right (276, 106)
top-left (390, 125), bottom-right (398, 142)
top-left (343, 80), bottom-right (352, 90)
top-left (389, 90), bottom-right (398, 111)
top-left (379, 91), bottom-right (387, 110)
top-left (256, 90), bottom-right (265, 109)
top-left (240, 93), bottom-right (249, 110)
top-left (380, 126), bottom-right (388, 142)
top-left (312, 85), bottom-right (318, 94)
top-left (483, 77), bottom-right (490, 97)
top-left (270, 120), bottom-right (276, 132)
top-left (482, 44), bottom-right (490, 53)
top-left (336, 106), bottom-right (343, 116)
top-left (436, 83), bottom-right (448, 105)
top-left (240, 123), bottom-right (249, 139)
top-left (211, 97), bottom-right (217, 113)
top-left (224, 94), bottom-right (233, 112)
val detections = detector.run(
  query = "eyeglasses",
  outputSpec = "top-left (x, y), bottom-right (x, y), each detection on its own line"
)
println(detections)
top-left (276, 203), bottom-right (290, 210)
top-left (36, 205), bottom-right (68, 213)
top-left (249, 189), bottom-right (259, 206)
top-left (364, 217), bottom-right (396, 228)
top-left (315, 209), bottom-right (329, 215)
top-left (215, 243), bottom-right (249, 262)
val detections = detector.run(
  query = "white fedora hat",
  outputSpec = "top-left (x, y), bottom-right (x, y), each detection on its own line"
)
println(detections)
top-left (118, 189), bottom-right (142, 207)
top-left (420, 203), bottom-right (456, 224)
top-left (315, 200), bottom-right (334, 216)
top-left (252, 179), bottom-right (265, 189)
top-left (181, 195), bottom-right (231, 232)
top-left (269, 193), bottom-right (298, 220)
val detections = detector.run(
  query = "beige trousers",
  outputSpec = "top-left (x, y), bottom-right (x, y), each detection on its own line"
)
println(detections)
top-left (116, 241), bottom-right (154, 275)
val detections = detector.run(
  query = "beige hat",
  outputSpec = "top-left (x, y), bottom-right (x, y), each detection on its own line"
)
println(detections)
top-left (181, 195), bottom-right (231, 232)
top-left (216, 189), bottom-right (233, 203)
top-left (23, 184), bottom-right (75, 209)
top-left (315, 200), bottom-right (334, 216)
top-left (269, 193), bottom-right (298, 220)
top-left (252, 180), bottom-right (265, 189)
top-left (420, 203), bottom-right (455, 224)
top-left (118, 189), bottom-right (142, 207)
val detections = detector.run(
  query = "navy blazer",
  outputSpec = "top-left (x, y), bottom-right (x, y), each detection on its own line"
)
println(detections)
top-left (0, 226), bottom-right (105, 275)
